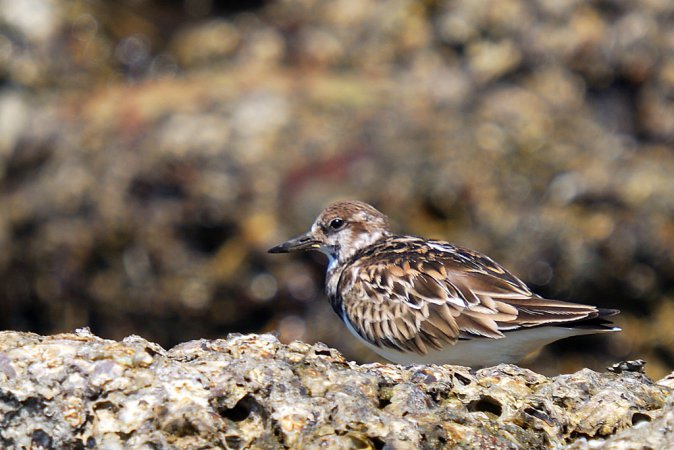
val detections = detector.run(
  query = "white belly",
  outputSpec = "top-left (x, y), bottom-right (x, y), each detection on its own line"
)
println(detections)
top-left (342, 318), bottom-right (613, 367)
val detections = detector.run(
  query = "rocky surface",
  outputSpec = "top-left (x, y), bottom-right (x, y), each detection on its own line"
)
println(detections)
top-left (0, 330), bottom-right (671, 449)
top-left (0, 0), bottom-right (673, 377)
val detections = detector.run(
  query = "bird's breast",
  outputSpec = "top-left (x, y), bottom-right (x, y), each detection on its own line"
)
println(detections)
top-left (325, 263), bottom-right (360, 316)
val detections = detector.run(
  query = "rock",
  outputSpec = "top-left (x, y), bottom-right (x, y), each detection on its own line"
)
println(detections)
top-left (0, 330), bottom-right (671, 449)
top-left (570, 399), bottom-right (674, 450)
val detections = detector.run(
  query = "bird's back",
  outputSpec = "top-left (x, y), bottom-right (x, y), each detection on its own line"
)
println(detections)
top-left (329, 234), bottom-right (618, 359)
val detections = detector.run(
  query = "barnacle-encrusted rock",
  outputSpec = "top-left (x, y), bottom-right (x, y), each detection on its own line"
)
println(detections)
top-left (0, 330), bottom-right (671, 449)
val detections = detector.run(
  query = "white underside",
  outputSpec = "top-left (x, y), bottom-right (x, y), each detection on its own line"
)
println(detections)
top-left (342, 318), bottom-right (618, 367)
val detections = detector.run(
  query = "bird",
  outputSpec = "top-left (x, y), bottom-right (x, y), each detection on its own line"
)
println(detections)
top-left (268, 200), bottom-right (620, 367)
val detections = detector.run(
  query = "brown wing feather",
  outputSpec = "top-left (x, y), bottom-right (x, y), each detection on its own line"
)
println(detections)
top-left (338, 236), bottom-right (604, 355)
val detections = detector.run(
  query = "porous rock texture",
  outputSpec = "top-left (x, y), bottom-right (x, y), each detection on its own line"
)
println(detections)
top-left (2, 0), bottom-right (674, 378)
top-left (0, 330), bottom-right (671, 449)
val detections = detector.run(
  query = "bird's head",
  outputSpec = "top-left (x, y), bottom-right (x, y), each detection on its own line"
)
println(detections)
top-left (268, 200), bottom-right (391, 265)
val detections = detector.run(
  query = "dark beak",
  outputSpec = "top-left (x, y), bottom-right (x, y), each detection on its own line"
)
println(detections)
top-left (268, 232), bottom-right (322, 254)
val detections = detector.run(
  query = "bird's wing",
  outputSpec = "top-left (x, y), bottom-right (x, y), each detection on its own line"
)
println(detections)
top-left (339, 238), bottom-right (605, 355)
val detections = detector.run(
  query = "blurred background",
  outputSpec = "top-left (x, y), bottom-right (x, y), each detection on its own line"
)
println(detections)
top-left (0, 0), bottom-right (673, 378)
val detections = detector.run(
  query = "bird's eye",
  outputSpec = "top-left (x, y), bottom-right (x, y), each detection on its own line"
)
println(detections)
top-left (329, 218), bottom-right (345, 230)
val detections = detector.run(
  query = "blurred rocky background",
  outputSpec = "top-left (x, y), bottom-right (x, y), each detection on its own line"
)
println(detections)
top-left (0, 0), bottom-right (672, 378)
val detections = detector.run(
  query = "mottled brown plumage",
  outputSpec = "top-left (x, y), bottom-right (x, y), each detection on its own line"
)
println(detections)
top-left (269, 201), bottom-right (620, 366)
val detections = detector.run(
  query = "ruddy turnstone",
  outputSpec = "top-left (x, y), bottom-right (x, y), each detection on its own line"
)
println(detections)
top-left (268, 201), bottom-right (620, 366)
